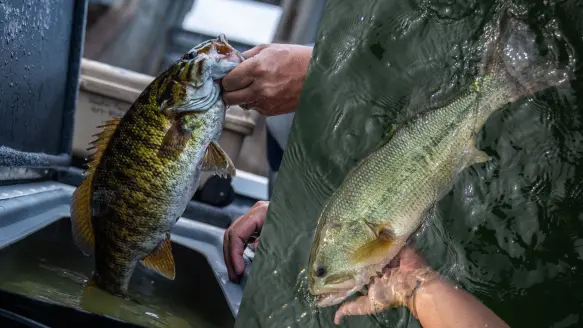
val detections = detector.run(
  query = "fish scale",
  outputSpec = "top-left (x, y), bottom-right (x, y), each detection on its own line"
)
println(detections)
top-left (70, 35), bottom-right (244, 297)
top-left (308, 12), bottom-right (572, 308)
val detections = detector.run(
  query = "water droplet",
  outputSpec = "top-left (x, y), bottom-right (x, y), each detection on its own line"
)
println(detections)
top-left (145, 312), bottom-right (159, 318)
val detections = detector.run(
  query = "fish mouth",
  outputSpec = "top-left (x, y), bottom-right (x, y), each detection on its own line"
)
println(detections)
top-left (225, 50), bottom-right (244, 65)
top-left (309, 276), bottom-right (356, 296)
top-left (313, 282), bottom-right (363, 307)
top-left (231, 49), bottom-right (245, 63)
top-left (315, 292), bottom-right (349, 307)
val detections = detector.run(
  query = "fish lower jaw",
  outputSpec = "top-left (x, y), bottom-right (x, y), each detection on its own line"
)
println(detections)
top-left (314, 283), bottom-right (365, 308)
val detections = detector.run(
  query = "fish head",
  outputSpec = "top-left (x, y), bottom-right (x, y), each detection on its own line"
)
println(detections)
top-left (307, 220), bottom-right (367, 306)
top-left (178, 34), bottom-right (245, 87)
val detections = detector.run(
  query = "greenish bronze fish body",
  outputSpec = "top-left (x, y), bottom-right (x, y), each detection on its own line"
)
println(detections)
top-left (70, 34), bottom-right (244, 296)
top-left (307, 14), bottom-right (572, 307)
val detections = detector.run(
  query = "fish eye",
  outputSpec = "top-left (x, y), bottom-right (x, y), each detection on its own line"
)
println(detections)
top-left (315, 266), bottom-right (327, 278)
top-left (184, 52), bottom-right (196, 60)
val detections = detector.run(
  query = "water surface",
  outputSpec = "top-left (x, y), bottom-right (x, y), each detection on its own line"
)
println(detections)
top-left (0, 219), bottom-right (234, 328)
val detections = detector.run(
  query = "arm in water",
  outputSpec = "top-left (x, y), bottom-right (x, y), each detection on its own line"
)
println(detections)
top-left (334, 247), bottom-right (510, 328)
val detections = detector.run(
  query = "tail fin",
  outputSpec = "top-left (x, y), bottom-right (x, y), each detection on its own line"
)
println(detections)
top-left (481, 8), bottom-right (573, 98)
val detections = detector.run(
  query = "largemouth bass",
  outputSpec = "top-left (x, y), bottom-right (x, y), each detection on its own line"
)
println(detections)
top-left (70, 34), bottom-right (244, 297)
top-left (307, 13), bottom-right (572, 307)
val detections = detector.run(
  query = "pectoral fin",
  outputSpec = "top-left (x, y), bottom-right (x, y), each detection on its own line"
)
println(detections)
top-left (349, 220), bottom-right (395, 265)
top-left (158, 120), bottom-right (191, 159)
top-left (466, 134), bottom-right (489, 166)
top-left (470, 150), bottom-right (489, 165)
top-left (140, 234), bottom-right (176, 280)
top-left (202, 140), bottom-right (236, 178)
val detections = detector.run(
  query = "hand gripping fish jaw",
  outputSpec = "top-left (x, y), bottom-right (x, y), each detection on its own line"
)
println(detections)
top-left (307, 218), bottom-right (395, 307)
top-left (158, 34), bottom-right (245, 114)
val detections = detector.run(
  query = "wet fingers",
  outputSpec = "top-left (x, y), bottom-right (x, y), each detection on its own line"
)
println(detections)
top-left (334, 296), bottom-right (374, 325)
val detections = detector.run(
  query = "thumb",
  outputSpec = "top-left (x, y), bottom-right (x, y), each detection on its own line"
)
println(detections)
top-left (242, 44), bottom-right (269, 59)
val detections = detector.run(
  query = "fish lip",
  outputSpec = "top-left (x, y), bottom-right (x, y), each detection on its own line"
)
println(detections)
top-left (315, 293), bottom-right (345, 307)
top-left (314, 289), bottom-right (356, 307)
top-left (228, 50), bottom-right (245, 64)
top-left (309, 277), bottom-right (357, 296)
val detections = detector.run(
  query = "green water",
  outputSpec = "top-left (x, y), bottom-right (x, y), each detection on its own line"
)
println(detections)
top-left (235, 0), bottom-right (583, 327)
top-left (0, 219), bottom-right (234, 328)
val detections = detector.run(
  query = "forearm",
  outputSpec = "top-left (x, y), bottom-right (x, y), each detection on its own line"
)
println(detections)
top-left (409, 277), bottom-right (509, 328)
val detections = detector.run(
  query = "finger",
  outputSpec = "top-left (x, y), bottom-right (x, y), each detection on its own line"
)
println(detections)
top-left (226, 205), bottom-right (268, 279)
top-left (223, 228), bottom-right (236, 281)
top-left (223, 85), bottom-right (258, 106)
top-left (250, 200), bottom-right (269, 211)
top-left (242, 44), bottom-right (269, 59)
top-left (224, 214), bottom-right (245, 281)
top-left (334, 296), bottom-right (373, 325)
top-left (222, 58), bottom-right (257, 92)
top-left (232, 205), bottom-right (268, 242)
top-left (226, 230), bottom-right (246, 281)
top-left (224, 202), bottom-right (268, 280)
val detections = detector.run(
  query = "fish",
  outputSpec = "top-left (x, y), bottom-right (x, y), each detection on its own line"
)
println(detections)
top-left (307, 11), bottom-right (572, 307)
top-left (69, 34), bottom-right (244, 297)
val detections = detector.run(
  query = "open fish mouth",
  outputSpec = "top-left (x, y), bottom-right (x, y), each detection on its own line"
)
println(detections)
top-left (315, 278), bottom-right (356, 294)
top-left (314, 285), bottom-right (361, 307)
top-left (311, 278), bottom-right (363, 307)
top-left (315, 292), bottom-right (348, 307)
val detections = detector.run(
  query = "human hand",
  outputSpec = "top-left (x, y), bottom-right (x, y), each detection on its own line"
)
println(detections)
top-left (334, 246), bottom-right (438, 325)
top-left (223, 201), bottom-right (269, 282)
top-left (221, 44), bottom-right (313, 116)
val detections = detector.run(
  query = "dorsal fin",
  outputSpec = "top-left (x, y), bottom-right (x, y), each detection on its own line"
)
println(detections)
top-left (70, 117), bottom-right (121, 256)
top-left (86, 118), bottom-right (122, 169)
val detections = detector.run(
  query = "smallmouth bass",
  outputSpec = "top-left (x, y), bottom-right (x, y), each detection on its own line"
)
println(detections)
top-left (307, 12), bottom-right (573, 307)
top-left (70, 34), bottom-right (244, 297)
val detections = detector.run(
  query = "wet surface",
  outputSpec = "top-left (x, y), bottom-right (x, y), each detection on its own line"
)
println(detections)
top-left (0, 219), bottom-right (234, 328)
top-left (234, 0), bottom-right (583, 327)
top-left (0, 0), bottom-right (84, 156)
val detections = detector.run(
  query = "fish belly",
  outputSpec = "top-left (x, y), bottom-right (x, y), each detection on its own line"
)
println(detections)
top-left (90, 132), bottom-right (217, 295)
